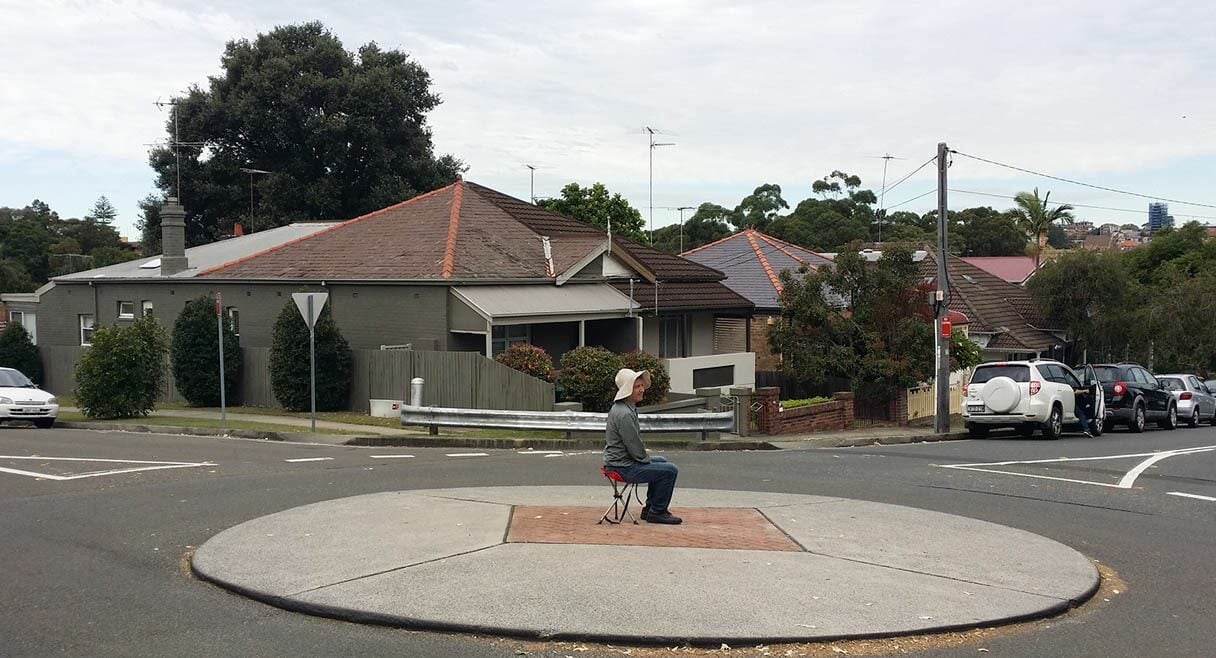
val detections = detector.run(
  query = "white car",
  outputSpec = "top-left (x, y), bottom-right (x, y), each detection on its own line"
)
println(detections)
top-left (0, 367), bottom-right (59, 428)
top-left (962, 360), bottom-right (1105, 440)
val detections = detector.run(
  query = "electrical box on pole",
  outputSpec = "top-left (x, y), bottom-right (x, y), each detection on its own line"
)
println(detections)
top-left (935, 143), bottom-right (951, 434)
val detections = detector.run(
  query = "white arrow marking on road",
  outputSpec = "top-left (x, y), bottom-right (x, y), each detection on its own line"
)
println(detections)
top-left (445, 453), bottom-right (488, 457)
top-left (284, 457), bottom-right (333, 463)
top-left (937, 444), bottom-right (1216, 489)
top-left (1167, 492), bottom-right (1216, 502)
top-left (369, 455), bottom-right (415, 459)
top-left (1119, 448), bottom-right (1216, 488)
top-left (0, 455), bottom-right (214, 481)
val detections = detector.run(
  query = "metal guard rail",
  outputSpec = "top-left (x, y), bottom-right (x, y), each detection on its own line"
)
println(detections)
top-left (400, 405), bottom-right (734, 437)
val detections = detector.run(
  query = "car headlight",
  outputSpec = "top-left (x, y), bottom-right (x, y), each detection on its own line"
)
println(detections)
top-left (46, 396), bottom-right (57, 405)
top-left (0, 396), bottom-right (12, 405)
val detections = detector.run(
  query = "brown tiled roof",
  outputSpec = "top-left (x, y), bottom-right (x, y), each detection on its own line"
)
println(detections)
top-left (920, 252), bottom-right (1060, 353)
top-left (200, 181), bottom-right (721, 283)
top-left (681, 228), bottom-right (832, 310)
top-left (609, 280), bottom-right (752, 312)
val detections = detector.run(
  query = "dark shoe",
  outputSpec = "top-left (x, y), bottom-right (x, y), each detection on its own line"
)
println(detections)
top-left (640, 506), bottom-right (650, 521)
top-left (645, 511), bottom-right (683, 525)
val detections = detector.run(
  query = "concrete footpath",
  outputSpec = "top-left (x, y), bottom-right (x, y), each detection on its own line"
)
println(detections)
top-left (191, 486), bottom-right (1100, 645)
top-left (58, 407), bottom-right (966, 450)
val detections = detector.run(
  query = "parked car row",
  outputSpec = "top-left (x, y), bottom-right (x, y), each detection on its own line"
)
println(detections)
top-left (962, 359), bottom-right (1216, 439)
top-left (0, 367), bottom-right (59, 428)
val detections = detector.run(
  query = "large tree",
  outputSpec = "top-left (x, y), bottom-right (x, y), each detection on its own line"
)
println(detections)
top-left (1012, 188), bottom-right (1074, 268)
top-left (145, 22), bottom-right (463, 247)
top-left (732, 183), bottom-right (789, 231)
top-left (536, 182), bottom-right (645, 241)
top-left (955, 207), bottom-right (1027, 256)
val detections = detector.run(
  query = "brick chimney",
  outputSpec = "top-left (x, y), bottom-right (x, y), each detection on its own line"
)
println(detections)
top-left (160, 197), bottom-right (188, 276)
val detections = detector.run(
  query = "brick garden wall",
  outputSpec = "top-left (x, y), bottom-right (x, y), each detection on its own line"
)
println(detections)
top-left (754, 388), bottom-right (854, 435)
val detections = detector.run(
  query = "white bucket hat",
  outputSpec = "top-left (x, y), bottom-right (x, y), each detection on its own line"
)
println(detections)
top-left (613, 368), bottom-right (652, 401)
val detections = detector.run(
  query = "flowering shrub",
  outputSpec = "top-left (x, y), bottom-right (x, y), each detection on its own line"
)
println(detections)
top-left (495, 343), bottom-right (555, 381)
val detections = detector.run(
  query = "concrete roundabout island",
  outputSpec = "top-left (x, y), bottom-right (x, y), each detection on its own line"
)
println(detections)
top-left (191, 486), bottom-right (1099, 644)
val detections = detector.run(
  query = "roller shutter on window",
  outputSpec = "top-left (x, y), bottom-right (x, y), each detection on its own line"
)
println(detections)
top-left (714, 317), bottom-right (746, 354)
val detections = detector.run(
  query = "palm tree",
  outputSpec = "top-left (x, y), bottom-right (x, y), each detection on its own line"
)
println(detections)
top-left (1012, 187), bottom-right (1074, 268)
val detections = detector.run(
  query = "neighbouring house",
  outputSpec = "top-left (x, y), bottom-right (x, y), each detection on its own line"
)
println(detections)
top-left (4, 180), bottom-right (754, 397)
top-left (680, 228), bottom-right (833, 371)
top-left (959, 256), bottom-right (1038, 285)
top-left (921, 251), bottom-right (1064, 362)
top-left (1083, 233), bottom-right (1120, 251)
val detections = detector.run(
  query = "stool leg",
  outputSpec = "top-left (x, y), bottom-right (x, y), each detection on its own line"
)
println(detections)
top-left (599, 480), bottom-right (625, 524)
top-left (622, 482), bottom-right (640, 524)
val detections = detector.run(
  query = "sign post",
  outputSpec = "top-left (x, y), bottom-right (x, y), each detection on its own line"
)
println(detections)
top-left (216, 292), bottom-right (226, 422)
top-left (292, 292), bottom-right (330, 432)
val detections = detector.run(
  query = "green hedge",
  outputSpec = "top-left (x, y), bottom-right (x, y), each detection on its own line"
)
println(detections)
top-left (269, 298), bottom-right (353, 411)
top-left (171, 295), bottom-right (241, 406)
top-left (556, 346), bottom-right (623, 412)
top-left (75, 315), bottom-right (168, 418)
top-left (780, 395), bottom-right (832, 410)
top-left (0, 323), bottom-right (42, 385)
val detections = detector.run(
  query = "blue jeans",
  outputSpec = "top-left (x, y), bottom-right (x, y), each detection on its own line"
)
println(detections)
top-left (1075, 398), bottom-right (1090, 432)
top-left (611, 456), bottom-right (679, 514)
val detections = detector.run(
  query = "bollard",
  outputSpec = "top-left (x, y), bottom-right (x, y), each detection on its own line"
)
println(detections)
top-left (554, 401), bottom-right (584, 440)
top-left (730, 387), bottom-right (752, 437)
top-left (409, 378), bottom-right (437, 434)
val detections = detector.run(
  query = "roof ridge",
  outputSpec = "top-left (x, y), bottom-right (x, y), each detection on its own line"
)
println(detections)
top-left (199, 181), bottom-right (458, 277)
top-left (463, 181), bottom-right (599, 236)
top-left (745, 229), bottom-right (782, 294)
top-left (753, 230), bottom-right (831, 261)
top-left (754, 232), bottom-right (816, 268)
top-left (441, 181), bottom-right (464, 278)
top-left (678, 229), bottom-right (745, 256)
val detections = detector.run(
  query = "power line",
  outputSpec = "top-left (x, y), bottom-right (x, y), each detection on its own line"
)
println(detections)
top-left (950, 188), bottom-right (1216, 221)
top-left (879, 155), bottom-right (937, 197)
top-left (951, 149), bottom-right (1216, 210)
top-left (885, 189), bottom-right (935, 209)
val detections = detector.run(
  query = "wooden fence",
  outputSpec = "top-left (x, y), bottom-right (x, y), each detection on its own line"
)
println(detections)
top-left (41, 346), bottom-right (555, 412)
top-left (906, 382), bottom-right (964, 421)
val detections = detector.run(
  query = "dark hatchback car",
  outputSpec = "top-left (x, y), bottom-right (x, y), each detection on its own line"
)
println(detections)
top-left (1086, 362), bottom-right (1177, 433)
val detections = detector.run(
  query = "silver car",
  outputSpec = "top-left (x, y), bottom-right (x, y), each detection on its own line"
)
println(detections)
top-left (1156, 374), bottom-right (1216, 427)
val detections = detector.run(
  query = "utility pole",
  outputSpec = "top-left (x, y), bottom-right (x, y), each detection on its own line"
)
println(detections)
top-left (524, 164), bottom-right (536, 203)
top-left (677, 206), bottom-right (694, 253)
top-left (935, 142), bottom-right (951, 434)
top-left (646, 127), bottom-right (675, 243)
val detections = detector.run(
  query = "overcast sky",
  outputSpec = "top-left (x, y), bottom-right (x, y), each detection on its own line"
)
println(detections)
top-left (3, 0), bottom-right (1216, 242)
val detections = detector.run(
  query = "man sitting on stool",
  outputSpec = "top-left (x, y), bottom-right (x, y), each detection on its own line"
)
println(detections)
top-left (603, 368), bottom-right (682, 525)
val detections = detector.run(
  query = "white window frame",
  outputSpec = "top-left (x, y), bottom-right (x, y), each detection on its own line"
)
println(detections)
top-left (491, 324), bottom-right (530, 356)
top-left (8, 310), bottom-right (23, 326)
top-left (226, 306), bottom-right (240, 336)
top-left (117, 301), bottom-right (135, 319)
top-left (141, 300), bottom-right (154, 317)
top-left (79, 314), bottom-right (96, 346)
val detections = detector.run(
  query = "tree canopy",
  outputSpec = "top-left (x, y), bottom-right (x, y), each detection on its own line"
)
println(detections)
top-left (0, 198), bottom-right (135, 291)
top-left (143, 21), bottom-right (463, 248)
top-left (1012, 188), bottom-right (1074, 267)
top-left (536, 182), bottom-right (645, 241)
top-left (651, 202), bottom-right (733, 254)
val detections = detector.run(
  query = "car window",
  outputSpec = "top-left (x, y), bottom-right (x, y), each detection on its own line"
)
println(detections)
top-left (1136, 369), bottom-right (1157, 386)
top-left (1035, 364), bottom-right (1060, 383)
top-left (1159, 377), bottom-right (1185, 391)
top-left (1093, 366), bottom-right (1122, 383)
top-left (971, 365), bottom-right (1030, 384)
top-left (1188, 376), bottom-right (1205, 392)
top-left (1061, 368), bottom-right (1082, 388)
top-left (0, 369), bottom-right (33, 387)
top-left (1079, 365), bottom-right (1099, 386)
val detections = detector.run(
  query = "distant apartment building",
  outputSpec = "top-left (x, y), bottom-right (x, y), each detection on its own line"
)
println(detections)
top-left (1148, 202), bottom-right (1174, 232)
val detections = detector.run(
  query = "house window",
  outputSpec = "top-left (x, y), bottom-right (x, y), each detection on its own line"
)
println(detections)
top-left (491, 324), bottom-right (529, 355)
top-left (659, 316), bottom-right (686, 358)
top-left (79, 314), bottom-right (96, 346)
top-left (226, 307), bottom-right (240, 336)
top-left (117, 301), bottom-right (135, 319)
top-left (141, 300), bottom-right (154, 317)
top-left (8, 310), bottom-right (23, 326)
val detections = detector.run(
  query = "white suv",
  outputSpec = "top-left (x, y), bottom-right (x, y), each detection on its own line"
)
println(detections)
top-left (962, 360), bottom-right (1104, 440)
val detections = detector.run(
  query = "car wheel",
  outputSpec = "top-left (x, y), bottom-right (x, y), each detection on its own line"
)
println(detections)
top-left (1091, 414), bottom-right (1104, 437)
top-left (1041, 406), bottom-right (1062, 440)
top-left (33, 418), bottom-right (54, 429)
top-left (1189, 409), bottom-right (1200, 428)
top-left (1159, 404), bottom-right (1178, 430)
top-left (966, 424), bottom-right (989, 439)
top-left (1128, 401), bottom-right (1146, 433)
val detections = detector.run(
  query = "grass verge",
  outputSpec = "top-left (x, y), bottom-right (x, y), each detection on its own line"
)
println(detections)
top-left (57, 411), bottom-right (362, 435)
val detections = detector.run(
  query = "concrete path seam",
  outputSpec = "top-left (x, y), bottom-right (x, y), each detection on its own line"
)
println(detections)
top-left (284, 543), bottom-right (507, 598)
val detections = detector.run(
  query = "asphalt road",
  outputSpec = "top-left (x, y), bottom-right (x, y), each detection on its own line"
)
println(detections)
top-left (1, 424), bottom-right (1213, 657)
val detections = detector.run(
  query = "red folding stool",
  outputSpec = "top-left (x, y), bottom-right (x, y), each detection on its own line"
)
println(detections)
top-left (598, 465), bottom-right (644, 525)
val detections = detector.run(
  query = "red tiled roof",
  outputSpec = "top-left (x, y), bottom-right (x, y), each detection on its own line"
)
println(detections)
top-left (609, 280), bottom-right (752, 312)
top-left (201, 181), bottom-right (725, 283)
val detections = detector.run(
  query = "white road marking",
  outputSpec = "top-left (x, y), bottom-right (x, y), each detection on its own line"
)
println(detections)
top-left (445, 452), bottom-right (488, 457)
top-left (1167, 492), bottom-right (1216, 502)
top-left (0, 455), bottom-right (214, 481)
top-left (284, 457), bottom-right (333, 463)
top-left (937, 444), bottom-right (1216, 489)
top-left (369, 454), bottom-right (415, 459)
top-left (517, 450), bottom-right (564, 455)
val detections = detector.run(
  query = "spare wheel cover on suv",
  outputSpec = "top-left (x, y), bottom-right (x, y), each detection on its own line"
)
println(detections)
top-left (981, 376), bottom-right (1022, 413)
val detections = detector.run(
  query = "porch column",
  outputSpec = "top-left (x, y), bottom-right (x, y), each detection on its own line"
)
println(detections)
top-left (635, 317), bottom-right (644, 351)
top-left (579, 320), bottom-right (585, 347)
top-left (484, 321), bottom-right (493, 357)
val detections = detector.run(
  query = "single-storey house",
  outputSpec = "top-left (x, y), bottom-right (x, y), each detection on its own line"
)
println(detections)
top-left (3, 180), bottom-right (755, 395)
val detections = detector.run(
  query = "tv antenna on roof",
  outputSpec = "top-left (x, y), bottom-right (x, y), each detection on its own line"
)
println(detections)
top-left (869, 153), bottom-right (907, 241)
top-left (153, 97), bottom-right (205, 201)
